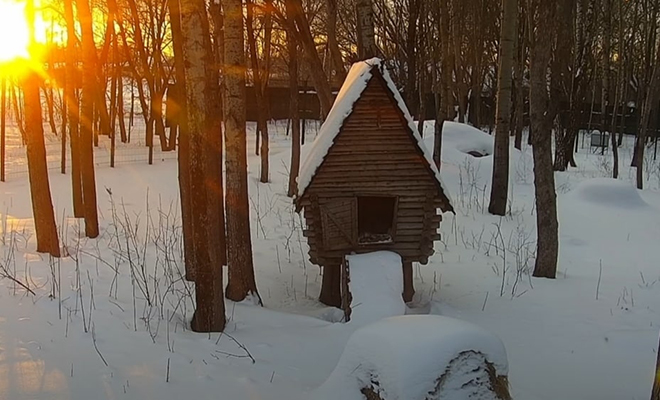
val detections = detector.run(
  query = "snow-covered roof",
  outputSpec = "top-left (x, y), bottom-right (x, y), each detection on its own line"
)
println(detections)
top-left (296, 58), bottom-right (453, 209)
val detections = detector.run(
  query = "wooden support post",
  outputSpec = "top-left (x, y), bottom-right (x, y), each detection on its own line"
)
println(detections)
top-left (402, 261), bottom-right (415, 303)
top-left (340, 257), bottom-right (352, 322)
top-left (319, 262), bottom-right (341, 307)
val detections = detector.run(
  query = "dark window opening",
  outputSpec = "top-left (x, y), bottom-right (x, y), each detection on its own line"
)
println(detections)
top-left (357, 196), bottom-right (397, 244)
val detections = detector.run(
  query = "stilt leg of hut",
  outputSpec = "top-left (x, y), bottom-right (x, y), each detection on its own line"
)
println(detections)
top-left (402, 261), bottom-right (415, 303)
top-left (319, 263), bottom-right (341, 307)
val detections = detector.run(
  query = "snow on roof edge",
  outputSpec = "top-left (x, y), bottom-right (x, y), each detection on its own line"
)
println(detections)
top-left (296, 58), bottom-right (453, 210)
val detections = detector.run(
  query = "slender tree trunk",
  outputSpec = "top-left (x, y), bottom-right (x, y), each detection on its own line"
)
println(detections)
top-left (433, 0), bottom-right (451, 170)
top-left (24, 0), bottom-right (60, 257)
top-left (179, 0), bottom-right (226, 333)
top-left (489, 0), bottom-right (517, 216)
top-left (287, 0), bottom-right (301, 198)
top-left (610, 0), bottom-right (625, 179)
top-left (290, 0), bottom-right (333, 117)
top-left (64, 0), bottom-right (84, 218)
top-left (60, 71), bottom-right (67, 174)
top-left (246, 0), bottom-right (271, 183)
top-left (168, 0), bottom-right (196, 282)
top-left (530, 0), bottom-right (558, 279)
top-left (1, 78), bottom-right (5, 182)
top-left (44, 87), bottom-right (57, 135)
top-left (77, 0), bottom-right (100, 238)
top-left (224, 0), bottom-right (261, 304)
top-left (653, 331), bottom-right (660, 400)
top-left (405, 0), bottom-right (420, 111)
top-left (514, 2), bottom-right (525, 150)
top-left (356, 0), bottom-right (377, 59)
top-left (638, 16), bottom-right (660, 189)
top-left (601, 0), bottom-right (611, 160)
top-left (326, 0), bottom-right (346, 85)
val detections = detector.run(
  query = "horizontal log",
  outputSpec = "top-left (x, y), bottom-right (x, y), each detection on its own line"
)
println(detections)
top-left (323, 153), bottom-right (423, 163)
top-left (315, 164), bottom-right (430, 174)
top-left (311, 172), bottom-right (433, 183)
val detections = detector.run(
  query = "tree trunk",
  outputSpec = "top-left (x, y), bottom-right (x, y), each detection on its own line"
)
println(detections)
top-left (405, 0), bottom-right (420, 112)
top-left (44, 87), bottom-right (57, 135)
top-left (179, 0), bottom-right (226, 333)
top-left (530, 0), bottom-right (558, 279)
top-left (168, 0), bottom-right (196, 282)
top-left (433, 0), bottom-right (452, 170)
top-left (246, 0), bottom-right (271, 184)
top-left (653, 331), bottom-right (660, 400)
top-left (224, 0), bottom-right (261, 304)
top-left (287, 0), bottom-right (301, 198)
top-left (326, 0), bottom-right (346, 85)
top-left (24, 0), bottom-right (60, 257)
top-left (356, 0), bottom-right (377, 60)
top-left (637, 31), bottom-right (660, 189)
top-left (64, 0), bottom-right (84, 218)
top-left (77, 0), bottom-right (100, 239)
top-left (488, 0), bottom-right (517, 216)
top-left (514, 3), bottom-right (525, 150)
top-left (291, 0), bottom-right (333, 118)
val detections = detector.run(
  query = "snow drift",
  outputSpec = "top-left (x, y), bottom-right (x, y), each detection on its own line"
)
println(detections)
top-left (441, 122), bottom-right (495, 160)
top-left (314, 315), bottom-right (510, 400)
top-left (564, 178), bottom-right (650, 209)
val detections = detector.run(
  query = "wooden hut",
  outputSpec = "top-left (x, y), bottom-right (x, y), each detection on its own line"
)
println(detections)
top-left (294, 58), bottom-right (454, 307)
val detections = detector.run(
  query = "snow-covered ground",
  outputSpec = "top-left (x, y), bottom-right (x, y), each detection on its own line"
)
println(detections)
top-left (0, 119), bottom-right (657, 399)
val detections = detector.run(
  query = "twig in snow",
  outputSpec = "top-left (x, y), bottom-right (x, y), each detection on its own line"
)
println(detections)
top-left (596, 261), bottom-right (602, 300)
top-left (92, 325), bottom-right (109, 367)
top-left (215, 332), bottom-right (256, 364)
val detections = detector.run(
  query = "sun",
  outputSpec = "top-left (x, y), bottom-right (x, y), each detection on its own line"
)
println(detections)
top-left (0, 0), bottom-right (30, 63)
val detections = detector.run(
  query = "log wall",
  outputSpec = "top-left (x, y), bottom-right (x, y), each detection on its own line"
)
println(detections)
top-left (299, 72), bottom-right (447, 266)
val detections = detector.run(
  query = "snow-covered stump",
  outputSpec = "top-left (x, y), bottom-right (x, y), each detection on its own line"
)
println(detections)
top-left (342, 251), bottom-right (407, 325)
top-left (315, 315), bottom-right (511, 400)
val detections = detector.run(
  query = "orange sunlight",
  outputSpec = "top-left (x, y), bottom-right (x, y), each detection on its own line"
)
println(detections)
top-left (0, 0), bottom-right (30, 63)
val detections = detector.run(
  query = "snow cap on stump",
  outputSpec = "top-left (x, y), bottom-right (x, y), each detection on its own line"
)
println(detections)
top-left (314, 315), bottom-right (510, 400)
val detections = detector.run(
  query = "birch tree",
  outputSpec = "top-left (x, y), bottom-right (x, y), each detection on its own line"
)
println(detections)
top-left (179, 0), bottom-right (227, 332)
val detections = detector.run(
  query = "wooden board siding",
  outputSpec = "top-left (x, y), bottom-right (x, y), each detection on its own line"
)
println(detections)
top-left (300, 73), bottom-right (444, 265)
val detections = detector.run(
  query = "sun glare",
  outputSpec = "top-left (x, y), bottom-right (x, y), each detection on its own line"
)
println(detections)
top-left (0, 0), bottom-right (30, 63)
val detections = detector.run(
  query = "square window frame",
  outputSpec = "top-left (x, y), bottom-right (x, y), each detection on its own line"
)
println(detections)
top-left (355, 194), bottom-right (399, 246)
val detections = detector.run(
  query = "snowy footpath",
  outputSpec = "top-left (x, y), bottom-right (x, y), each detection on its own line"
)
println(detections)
top-left (0, 120), bottom-right (656, 399)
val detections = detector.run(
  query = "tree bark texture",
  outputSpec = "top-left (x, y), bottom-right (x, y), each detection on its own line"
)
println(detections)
top-left (24, 0), bottom-right (60, 257)
top-left (356, 0), bottom-right (377, 60)
top-left (168, 0), bottom-right (196, 282)
top-left (76, 0), bottom-right (100, 238)
top-left (529, 0), bottom-right (559, 279)
top-left (287, 0), bottom-right (301, 198)
top-left (224, 0), bottom-right (262, 304)
top-left (179, 0), bottom-right (226, 332)
top-left (488, 0), bottom-right (517, 216)
top-left (63, 0), bottom-right (84, 218)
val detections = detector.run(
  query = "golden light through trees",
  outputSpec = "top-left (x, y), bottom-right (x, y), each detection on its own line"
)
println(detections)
top-left (0, 0), bottom-right (31, 63)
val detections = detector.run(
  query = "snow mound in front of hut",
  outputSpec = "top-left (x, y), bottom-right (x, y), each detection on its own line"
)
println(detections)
top-left (347, 251), bottom-right (406, 325)
top-left (313, 315), bottom-right (509, 400)
top-left (564, 178), bottom-right (650, 210)
top-left (442, 122), bottom-right (494, 159)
